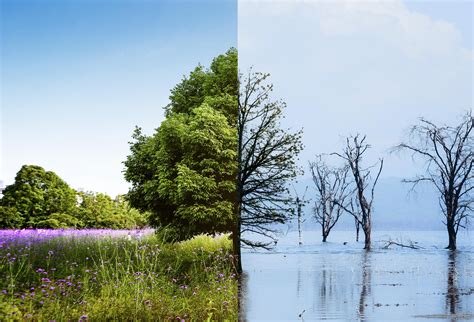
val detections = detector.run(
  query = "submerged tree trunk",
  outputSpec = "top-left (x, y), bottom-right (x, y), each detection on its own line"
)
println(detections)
top-left (298, 225), bottom-right (303, 245)
top-left (363, 222), bottom-right (371, 250)
top-left (297, 196), bottom-right (303, 245)
top-left (355, 218), bottom-right (360, 242)
top-left (447, 219), bottom-right (457, 250)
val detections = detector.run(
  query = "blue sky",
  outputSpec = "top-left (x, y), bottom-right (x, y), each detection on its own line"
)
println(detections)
top-left (1, 0), bottom-right (236, 196)
top-left (1, 0), bottom-right (472, 197)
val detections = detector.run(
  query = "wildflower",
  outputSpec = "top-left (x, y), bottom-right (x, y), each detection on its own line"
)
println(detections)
top-left (1, 290), bottom-right (7, 295)
top-left (80, 315), bottom-right (88, 320)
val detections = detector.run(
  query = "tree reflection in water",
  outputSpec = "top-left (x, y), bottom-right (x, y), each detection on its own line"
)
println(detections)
top-left (358, 250), bottom-right (372, 322)
top-left (239, 271), bottom-right (248, 321)
top-left (446, 251), bottom-right (459, 321)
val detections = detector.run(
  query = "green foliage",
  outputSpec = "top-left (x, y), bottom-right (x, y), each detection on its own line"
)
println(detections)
top-left (36, 213), bottom-right (83, 229)
top-left (124, 49), bottom-right (238, 239)
top-left (0, 165), bottom-right (148, 229)
top-left (166, 48), bottom-right (238, 121)
top-left (0, 233), bottom-right (237, 321)
top-left (0, 206), bottom-right (23, 228)
top-left (0, 165), bottom-right (77, 228)
top-left (0, 301), bottom-right (22, 321)
top-left (76, 192), bottom-right (148, 229)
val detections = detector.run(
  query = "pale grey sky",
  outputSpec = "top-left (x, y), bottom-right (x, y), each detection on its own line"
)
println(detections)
top-left (238, 0), bottom-right (473, 180)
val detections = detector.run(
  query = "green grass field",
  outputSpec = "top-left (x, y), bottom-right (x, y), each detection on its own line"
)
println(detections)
top-left (0, 230), bottom-right (237, 321)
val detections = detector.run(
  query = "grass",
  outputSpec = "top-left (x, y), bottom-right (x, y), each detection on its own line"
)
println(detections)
top-left (0, 230), bottom-right (237, 321)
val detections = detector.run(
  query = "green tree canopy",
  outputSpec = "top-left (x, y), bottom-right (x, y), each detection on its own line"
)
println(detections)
top-left (76, 191), bottom-right (148, 229)
top-left (165, 48), bottom-right (238, 121)
top-left (124, 49), bottom-right (238, 239)
top-left (0, 165), bottom-right (77, 228)
top-left (0, 165), bottom-right (148, 229)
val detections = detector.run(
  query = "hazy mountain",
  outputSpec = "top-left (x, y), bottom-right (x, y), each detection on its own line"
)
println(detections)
top-left (290, 176), bottom-right (444, 231)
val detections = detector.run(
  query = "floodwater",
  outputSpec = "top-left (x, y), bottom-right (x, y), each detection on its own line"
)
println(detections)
top-left (241, 230), bottom-right (474, 321)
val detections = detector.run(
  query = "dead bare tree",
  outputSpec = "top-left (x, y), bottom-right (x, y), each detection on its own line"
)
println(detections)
top-left (309, 156), bottom-right (351, 242)
top-left (333, 135), bottom-right (384, 250)
top-left (355, 217), bottom-right (360, 242)
top-left (234, 71), bottom-right (303, 273)
top-left (394, 111), bottom-right (474, 250)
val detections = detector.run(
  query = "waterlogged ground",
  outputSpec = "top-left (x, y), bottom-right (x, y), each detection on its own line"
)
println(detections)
top-left (241, 230), bottom-right (474, 322)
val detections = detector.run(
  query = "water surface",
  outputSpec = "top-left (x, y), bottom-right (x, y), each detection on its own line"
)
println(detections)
top-left (242, 230), bottom-right (474, 321)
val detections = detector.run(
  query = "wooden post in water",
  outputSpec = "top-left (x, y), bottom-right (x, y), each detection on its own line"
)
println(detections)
top-left (294, 185), bottom-right (308, 246)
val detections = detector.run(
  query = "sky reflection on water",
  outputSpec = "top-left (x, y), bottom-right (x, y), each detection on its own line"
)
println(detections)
top-left (241, 230), bottom-right (474, 322)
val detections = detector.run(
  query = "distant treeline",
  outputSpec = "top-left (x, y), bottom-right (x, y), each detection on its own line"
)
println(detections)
top-left (0, 165), bottom-right (148, 229)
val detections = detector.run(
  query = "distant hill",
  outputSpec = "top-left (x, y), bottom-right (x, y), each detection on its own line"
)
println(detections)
top-left (289, 176), bottom-right (444, 231)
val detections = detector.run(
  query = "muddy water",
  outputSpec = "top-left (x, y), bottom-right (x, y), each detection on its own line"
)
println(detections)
top-left (241, 230), bottom-right (474, 321)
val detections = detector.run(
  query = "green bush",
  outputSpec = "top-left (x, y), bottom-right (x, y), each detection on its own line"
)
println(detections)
top-left (36, 213), bottom-right (83, 228)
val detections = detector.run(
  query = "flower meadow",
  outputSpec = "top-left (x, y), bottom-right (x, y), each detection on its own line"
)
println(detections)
top-left (0, 229), bottom-right (237, 321)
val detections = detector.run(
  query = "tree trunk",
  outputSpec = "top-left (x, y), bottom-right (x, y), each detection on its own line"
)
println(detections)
top-left (446, 221), bottom-right (457, 250)
top-left (298, 206), bottom-right (303, 245)
top-left (363, 225), bottom-right (371, 250)
top-left (322, 234), bottom-right (327, 242)
top-left (232, 221), bottom-right (242, 274)
top-left (355, 220), bottom-right (360, 242)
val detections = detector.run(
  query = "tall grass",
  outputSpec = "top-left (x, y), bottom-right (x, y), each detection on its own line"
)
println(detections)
top-left (0, 231), bottom-right (237, 321)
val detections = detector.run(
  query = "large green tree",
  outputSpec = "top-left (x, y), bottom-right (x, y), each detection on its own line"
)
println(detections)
top-left (124, 49), bottom-right (238, 239)
top-left (0, 165), bottom-right (77, 228)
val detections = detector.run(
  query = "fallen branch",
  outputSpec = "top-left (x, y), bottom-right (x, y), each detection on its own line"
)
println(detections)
top-left (381, 239), bottom-right (423, 249)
